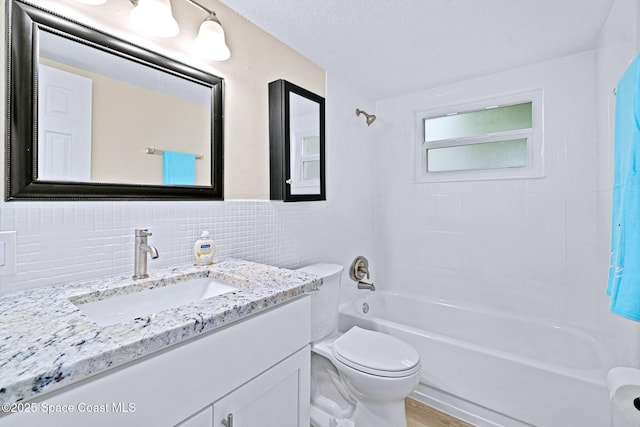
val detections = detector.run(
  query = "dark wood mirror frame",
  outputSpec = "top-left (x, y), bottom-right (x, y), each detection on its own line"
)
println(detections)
top-left (6, 0), bottom-right (224, 201)
top-left (269, 79), bottom-right (325, 202)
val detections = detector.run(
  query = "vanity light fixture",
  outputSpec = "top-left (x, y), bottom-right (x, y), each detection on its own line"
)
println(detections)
top-left (192, 11), bottom-right (231, 61)
top-left (126, 0), bottom-right (231, 60)
top-left (129, 0), bottom-right (179, 38)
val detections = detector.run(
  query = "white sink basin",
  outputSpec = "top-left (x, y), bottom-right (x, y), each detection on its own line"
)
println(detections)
top-left (73, 277), bottom-right (238, 327)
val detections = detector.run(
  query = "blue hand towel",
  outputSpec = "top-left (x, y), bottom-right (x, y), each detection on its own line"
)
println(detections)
top-left (163, 151), bottom-right (196, 186)
top-left (608, 54), bottom-right (640, 321)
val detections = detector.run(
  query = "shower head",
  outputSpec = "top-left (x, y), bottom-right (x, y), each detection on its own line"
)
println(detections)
top-left (356, 108), bottom-right (376, 126)
top-left (366, 115), bottom-right (376, 126)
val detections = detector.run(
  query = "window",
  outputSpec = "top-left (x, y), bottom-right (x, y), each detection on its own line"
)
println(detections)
top-left (290, 130), bottom-right (320, 194)
top-left (300, 135), bottom-right (320, 180)
top-left (416, 90), bottom-right (543, 182)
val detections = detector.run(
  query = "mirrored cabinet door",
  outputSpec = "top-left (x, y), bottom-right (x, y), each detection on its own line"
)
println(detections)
top-left (269, 79), bottom-right (325, 202)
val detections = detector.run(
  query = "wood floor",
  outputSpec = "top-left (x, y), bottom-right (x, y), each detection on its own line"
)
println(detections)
top-left (406, 398), bottom-right (475, 427)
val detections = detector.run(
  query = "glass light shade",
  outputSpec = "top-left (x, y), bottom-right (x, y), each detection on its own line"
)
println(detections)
top-left (193, 17), bottom-right (231, 61)
top-left (130, 0), bottom-right (179, 38)
top-left (75, 0), bottom-right (108, 4)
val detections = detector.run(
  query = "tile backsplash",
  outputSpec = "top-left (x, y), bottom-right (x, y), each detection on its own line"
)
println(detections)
top-left (0, 200), bottom-right (328, 294)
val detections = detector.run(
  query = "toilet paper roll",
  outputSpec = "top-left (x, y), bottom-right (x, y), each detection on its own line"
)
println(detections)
top-left (608, 367), bottom-right (640, 397)
top-left (608, 367), bottom-right (640, 425)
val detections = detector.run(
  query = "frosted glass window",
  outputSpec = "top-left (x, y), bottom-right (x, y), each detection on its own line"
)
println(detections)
top-left (302, 160), bottom-right (320, 180)
top-left (302, 136), bottom-right (320, 156)
top-left (424, 102), bottom-right (532, 142)
top-left (416, 91), bottom-right (542, 182)
top-left (427, 139), bottom-right (527, 172)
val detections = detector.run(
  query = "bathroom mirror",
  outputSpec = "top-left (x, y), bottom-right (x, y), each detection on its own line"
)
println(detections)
top-left (269, 79), bottom-right (325, 201)
top-left (6, 0), bottom-right (224, 201)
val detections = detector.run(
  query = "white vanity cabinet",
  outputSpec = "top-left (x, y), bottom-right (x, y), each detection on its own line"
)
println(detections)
top-left (212, 348), bottom-right (308, 427)
top-left (176, 406), bottom-right (215, 427)
top-left (178, 349), bottom-right (309, 427)
top-left (0, 297), bottom-right (311, 427)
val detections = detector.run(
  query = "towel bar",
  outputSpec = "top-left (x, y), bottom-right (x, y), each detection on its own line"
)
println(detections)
top-left (146, 147), bottom-right (203, 160)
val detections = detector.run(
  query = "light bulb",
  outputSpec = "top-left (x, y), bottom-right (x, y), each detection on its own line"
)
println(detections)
top-left (193, 15), bottom-right (231, 61)
top-left (130, 0), bottom-right (179, 38)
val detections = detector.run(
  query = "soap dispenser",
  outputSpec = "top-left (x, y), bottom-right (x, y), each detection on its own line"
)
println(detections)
top-left (194, 231), bottom-right (215, 265)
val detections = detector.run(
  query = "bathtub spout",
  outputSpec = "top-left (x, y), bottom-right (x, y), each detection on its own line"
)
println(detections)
top-left (357, 281), bottom-right (375, 291)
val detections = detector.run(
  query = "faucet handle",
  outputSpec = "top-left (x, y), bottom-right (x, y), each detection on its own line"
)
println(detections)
top-left (135, 228), bottom-right (152, 237)
top-left (358, 265), bottom-right (370, 279)
top-left (349, 256), bottom-right (370, 281)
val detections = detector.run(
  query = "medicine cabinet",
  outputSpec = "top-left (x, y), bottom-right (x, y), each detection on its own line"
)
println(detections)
top-left (269, 80), bottom-right (325, 202)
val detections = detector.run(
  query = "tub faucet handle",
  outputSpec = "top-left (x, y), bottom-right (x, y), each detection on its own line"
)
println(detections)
top-left (350, 256), bottom-right (370, 281)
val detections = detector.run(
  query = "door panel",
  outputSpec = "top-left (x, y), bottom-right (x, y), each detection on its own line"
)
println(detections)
top-left (38, 64), bottom-right (92, 181)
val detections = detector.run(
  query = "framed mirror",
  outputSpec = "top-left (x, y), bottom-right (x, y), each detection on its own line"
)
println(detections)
top-left (7, 0), bottom-right (224, 201)
top-left (269, 79), bottom-right (325, 202)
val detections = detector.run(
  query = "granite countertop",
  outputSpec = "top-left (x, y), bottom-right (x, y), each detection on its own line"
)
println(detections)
top-left (0, 258), bottom-right (321, 404)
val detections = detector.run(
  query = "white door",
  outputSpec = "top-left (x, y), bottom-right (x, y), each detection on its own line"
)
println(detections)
top-left (37, 64), bottom-right (93, 181)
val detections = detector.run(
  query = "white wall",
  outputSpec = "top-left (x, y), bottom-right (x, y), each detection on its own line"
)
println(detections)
top-left (373, 49), bottom-right (623, 361)
top-left (324, 75), bottom-right (377, 303)
top-left (596, 0), bottom-right (640, 366)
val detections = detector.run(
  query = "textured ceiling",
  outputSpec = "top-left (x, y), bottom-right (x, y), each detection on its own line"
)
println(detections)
top-left (218, 0), bottom-right (616, 99)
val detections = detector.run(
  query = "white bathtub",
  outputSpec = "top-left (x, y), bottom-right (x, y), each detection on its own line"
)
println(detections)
top-left (338, 291), bottom-right (610, 427)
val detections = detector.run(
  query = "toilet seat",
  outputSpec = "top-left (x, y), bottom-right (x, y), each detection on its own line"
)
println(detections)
top-left (332, 326), bottom-right (420, 378)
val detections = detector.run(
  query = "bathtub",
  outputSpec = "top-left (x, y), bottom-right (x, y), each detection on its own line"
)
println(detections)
top-left (338, 291), bottom-right (610, 427)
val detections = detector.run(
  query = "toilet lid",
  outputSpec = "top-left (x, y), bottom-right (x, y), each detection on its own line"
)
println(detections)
top-left (333, 326), bottom-right (420, 378)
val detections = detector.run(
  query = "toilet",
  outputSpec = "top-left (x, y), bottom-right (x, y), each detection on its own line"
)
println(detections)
top-left (298, 263), bottom-right (421, 427)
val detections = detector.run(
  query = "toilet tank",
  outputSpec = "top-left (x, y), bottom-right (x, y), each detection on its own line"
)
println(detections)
top-left (297, 263), bottom-right (344, 342)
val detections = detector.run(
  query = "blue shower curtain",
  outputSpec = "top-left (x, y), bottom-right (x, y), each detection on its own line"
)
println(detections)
top-left (608, 54), bottom-right (640, 321)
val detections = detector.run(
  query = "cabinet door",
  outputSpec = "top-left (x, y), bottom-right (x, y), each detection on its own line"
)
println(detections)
top-left (213, 347), bottom-right (310, 427)
top-left (175, 405), bottom-right (213, 427)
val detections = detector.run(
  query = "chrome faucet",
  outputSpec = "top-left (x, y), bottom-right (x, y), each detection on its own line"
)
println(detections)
top-left (133, 228), bottom-right (159, 279)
